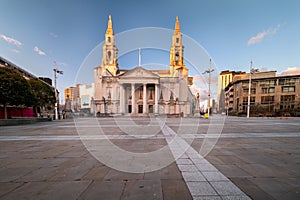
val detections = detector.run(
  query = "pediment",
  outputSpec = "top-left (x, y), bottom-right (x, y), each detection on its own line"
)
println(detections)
top-left (120, 66), bottom-right (159, 79)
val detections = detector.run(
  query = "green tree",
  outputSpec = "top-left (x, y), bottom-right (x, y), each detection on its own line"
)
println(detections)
top-left (0, 67), bottom-right (33, 119)
top-left (28, 78), bottom-right (55, 115)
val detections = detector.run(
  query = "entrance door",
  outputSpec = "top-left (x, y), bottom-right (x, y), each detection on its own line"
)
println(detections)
top-left (138, 105), bottom-right (143, 113)
top-left (149, 105), bottom-right (153, 113)
top-left (128, 105), bottom-right (132, 113)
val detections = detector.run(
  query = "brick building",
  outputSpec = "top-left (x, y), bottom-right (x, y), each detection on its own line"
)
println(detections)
top-left (225, 71), bottom-right (300, 116)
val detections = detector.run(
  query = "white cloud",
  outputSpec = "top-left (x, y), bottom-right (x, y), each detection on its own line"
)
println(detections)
top-left (280, 67), bottom-right (300, 76)
top-left (0, 34), bottom-right (22, 46)
top-left (247, 24), bottom-right (280, 46)
top-left (34, 46), bottom-right (46, 56)
top-left (49, 32), bottom-right (58, 38)
top-left (11, 49), bottom-right (20, 53)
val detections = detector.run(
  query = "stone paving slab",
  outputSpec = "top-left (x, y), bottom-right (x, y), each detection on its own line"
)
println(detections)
top-left (122, 180), bottom-right (163, 200)
top-left (161, 179), bottom-right (192, 200)
top-left (79, 180), bottom-right (124, 200)
top-left (1, 181), bottom-right (91, 200)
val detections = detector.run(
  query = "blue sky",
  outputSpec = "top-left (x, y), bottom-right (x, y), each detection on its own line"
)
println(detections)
top-left (1, 0), bottom-right (300, 101)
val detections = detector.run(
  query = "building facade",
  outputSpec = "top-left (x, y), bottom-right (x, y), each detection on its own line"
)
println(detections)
top-left (217, 70), bottom-right (246, 112)
top-left (79, 84), bottom-right (95, 114)
top-left (64, 84), bottom-right (81, 112)
top-left (94, 16), bottom-right (195, 117)
top-left (225, 71), bottom-right (300, 116)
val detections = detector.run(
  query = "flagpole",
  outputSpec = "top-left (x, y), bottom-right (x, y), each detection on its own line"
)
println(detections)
top-left (138, 48), bottom-right (141, 66)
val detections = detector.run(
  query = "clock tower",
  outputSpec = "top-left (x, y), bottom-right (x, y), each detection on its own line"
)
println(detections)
top-left (101, 15), bottom-right (118, 76)
top-left (169, 16), bottom-right (188, 77)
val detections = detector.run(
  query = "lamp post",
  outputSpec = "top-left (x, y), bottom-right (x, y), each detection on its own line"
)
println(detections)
top-left (203, 59), bottom-right (214, 118)
top-left (53, 61), bottom-right (63, 120)
top-left (247, 60), bottom-right (253, 118)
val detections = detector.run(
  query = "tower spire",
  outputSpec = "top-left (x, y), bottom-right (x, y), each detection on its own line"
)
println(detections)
top-left (175, 16), bottom-right (180, 33)
top-left (106, 15), bottom-right (114, 35)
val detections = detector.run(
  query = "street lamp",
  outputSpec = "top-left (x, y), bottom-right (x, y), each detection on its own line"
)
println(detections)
top-left (53, 61), bottom-right (63, 120)
top-left (203, 59), bottom-right (214, 118)
top-left (247, 60), bottom-right (252, 118)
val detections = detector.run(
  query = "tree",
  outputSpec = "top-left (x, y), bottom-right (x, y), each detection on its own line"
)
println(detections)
top-left (0, 67), bottom-right (33, 119)
top-left (28, 78), bottom-right (55, 115)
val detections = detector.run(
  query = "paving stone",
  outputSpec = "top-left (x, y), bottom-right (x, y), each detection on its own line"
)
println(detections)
top-left (182, 171), bottom-right (206, 182)
top-left (221, 195), bottom-right (252, 200)
top-left (161, 179), bottom-right (192, 200)
top-left (210, 181), bottom-right (245, 196)
top-left (250, 177), bottom-right (300, 200)
top-left (122, 179), bottom-right (162, 200)
top-left (49, 158), bottom-right (96, 181)
top-left (0, 167), bottom-right (37, 182)
top-left (213, 164), bottom-right (251, 178)
top-left (81, 164), bottom-right (110, 181)
top-left (193, 196), bottom-right (222, 200)
top-left (202, 171), bottom-right (229, 181)
top-left (177, 164), bottom-right (199, 172)
top-left (195, 163), bottom-right (218, 172)
top-left (179, 153), bottom-right (189, 159)
top-left (103, 169), bottom-right (144, 181)
top-left (2, 181), bottom-right (91, 200)
top-left (0, 182), bottom-right (24, 197)
top-left (239, 163), bottom-right (293, 178)
top-left (176, 158), bottom-right (193, 165)
top-left (229, 177), bottom-right (274, 200)
top-left (186, 181), bottom-right (218, 196)
top-left (144, 163), bottom-right (182, 180)
top-left (79, 180), bottom-right (124, 200)
top-left (191, 157), bottom-right (210, 164)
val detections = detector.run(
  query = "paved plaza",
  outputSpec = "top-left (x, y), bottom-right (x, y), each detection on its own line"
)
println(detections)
top-left (0, 116), bottom-right (299, 199)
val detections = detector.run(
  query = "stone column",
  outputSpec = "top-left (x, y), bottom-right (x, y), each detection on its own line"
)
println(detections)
top-left (154, 84), bottom-right (158, 114)
top-left (143, 83), bottom-right (147, 114)
top-left (131, 83), bottom-right (135, 114)
top-left (119, 84), bottom-right (124, 114)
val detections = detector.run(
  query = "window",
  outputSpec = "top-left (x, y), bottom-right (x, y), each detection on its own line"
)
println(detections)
top-left (138, 105), bottom-right (143, 113)
top-left (261, 96), bottom-right (274, 104)
top-left (282, 86), bottom-right (295, 93)
top-left (243, 97), bottom-right (255, 104)
top-left (176, 38), bottom-right (179, 43)
top-left (108, 37), bottom-right (111, 43)
top-left (262, 87), bottom-right (275, 94)
top-left (175, 53), bottom-right (179, 64)
top-left (107, 51), bottom-right (111, 60)
top-left (243, 88), bottom-right (256, 95)
top-left (82, 97), bottom-right (89, 106)
top-left (281, 95), bottom-right (295, 102)
top-left (149, 105), bottom-right (153, 113)
top-left (279, 78), bottom-right (297, 85)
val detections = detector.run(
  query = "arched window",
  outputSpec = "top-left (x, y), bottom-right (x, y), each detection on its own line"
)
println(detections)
top-left (108, 37), bottom-right (111, 43)
top-left (108, 51), bottom-right (111, 60)
top-left (175, 53), bottom-right (179, 64)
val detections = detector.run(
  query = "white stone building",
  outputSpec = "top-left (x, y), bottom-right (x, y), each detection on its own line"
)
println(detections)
top-left (94, 16), bottom-right (195, 117)
top-left (79, 84), bottom-right (95, 114)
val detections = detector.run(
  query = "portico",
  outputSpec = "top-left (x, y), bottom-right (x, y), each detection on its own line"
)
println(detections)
top-left (119, 67), bottom-right (159, 115)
